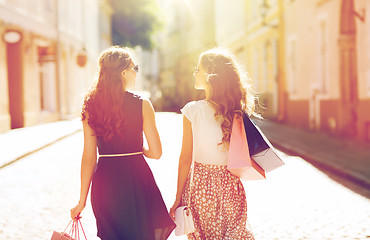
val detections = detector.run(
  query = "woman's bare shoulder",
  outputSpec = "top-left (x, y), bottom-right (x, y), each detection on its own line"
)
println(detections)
top-left (142, 98), bottom-right (155, 117)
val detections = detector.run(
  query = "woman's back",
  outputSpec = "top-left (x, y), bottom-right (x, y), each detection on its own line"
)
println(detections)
top-left (92, 91), bottom-right (175, 239)
top-left (97, 91), bottom-right (143, 155)
top-left (181, 100), bottom-right (228, 166)
top-left (72, 46), bottom-right (175, 240)
top-left (171, 48), bottom-right (255, 239)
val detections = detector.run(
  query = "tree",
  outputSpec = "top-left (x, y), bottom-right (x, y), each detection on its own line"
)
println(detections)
top-left (110, 0), bottom-right (162, 50)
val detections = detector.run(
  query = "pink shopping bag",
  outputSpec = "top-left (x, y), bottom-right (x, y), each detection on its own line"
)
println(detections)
top-left (227, 114), bottom-right (266, 180)
top-left (50, 215), bottom-right (87, 240)
top-left (51, 231), bottom-right (75, 240)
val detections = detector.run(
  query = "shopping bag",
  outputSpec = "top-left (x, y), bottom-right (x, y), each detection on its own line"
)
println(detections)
top-left (50, 215), bottom-right (87, 240)
top-left (227, 114), bottom-right (266, 180)
top-left (242, 112), bottom-right (284, 172)
top-left (51, 231), bottom-right (75, 240)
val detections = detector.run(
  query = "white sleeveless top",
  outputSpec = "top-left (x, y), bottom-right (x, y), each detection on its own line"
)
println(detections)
top-left (181, 100), bottom-right (228, 166)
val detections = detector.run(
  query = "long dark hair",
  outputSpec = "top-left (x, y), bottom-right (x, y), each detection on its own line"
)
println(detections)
top-left (81, 46), bottom-right (132, 141)
top-left (199, 48), bottom-right (256, 149)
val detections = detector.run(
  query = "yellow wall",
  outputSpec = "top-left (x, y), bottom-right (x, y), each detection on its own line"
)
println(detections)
top-left (0, 0), bottom-right (112, 132)
top-left (356, 0), bottom-right (370, 100)
top-left (0, 22), bottom-right (10, 132)
top-left (244, 0), bottom-right (280, 117)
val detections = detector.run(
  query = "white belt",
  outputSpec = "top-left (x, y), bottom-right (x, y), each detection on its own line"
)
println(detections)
top-left (99, 151), bottom-right (143, 157)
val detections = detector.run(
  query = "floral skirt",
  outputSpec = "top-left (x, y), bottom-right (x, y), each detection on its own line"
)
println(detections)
top-left (181, 162), bottom-right (255, 240)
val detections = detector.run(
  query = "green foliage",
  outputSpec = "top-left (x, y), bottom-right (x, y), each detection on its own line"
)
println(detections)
top-left (110, 0), bottom-right (163, 50)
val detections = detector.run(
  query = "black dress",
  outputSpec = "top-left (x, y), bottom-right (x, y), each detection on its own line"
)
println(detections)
top-left (91, 92), bottom-right (175, 240)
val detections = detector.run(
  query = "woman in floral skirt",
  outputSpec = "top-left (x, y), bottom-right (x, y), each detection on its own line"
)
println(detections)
top-left (170, 48), bottom-right (255, 240)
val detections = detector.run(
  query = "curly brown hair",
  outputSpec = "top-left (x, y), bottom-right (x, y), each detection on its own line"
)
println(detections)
top-left (81, 46), bottom-right (132, 141)
top-left (199, 48), bottom-right (257, 149)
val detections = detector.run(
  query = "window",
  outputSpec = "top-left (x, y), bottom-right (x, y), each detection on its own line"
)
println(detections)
top-left (271, 38), bottom-right (279, 114)
top-left (367, 6), bottom-right (370, 95)
top-left (263, 41), bottom-right (269, 91)
top-left (318, 19), bottom-right (328, 94)
top-left (272, 39), bottom-right (278, 78)
top-left (287, 37), bottom-right (298, 95)
top-left (45, 0), bottom-right (53, 12)
top-left (253, 49), bottom-right (260, 91)
top-left (252, 0), bottom-right (261, 18)
top-left (39, 61), bottom-right (57, 112)
top-left (270, 0), bottom-right (278, 6)
top-left (367, 70), bottom-right (370, 95)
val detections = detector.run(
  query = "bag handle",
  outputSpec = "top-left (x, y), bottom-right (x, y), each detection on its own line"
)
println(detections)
top-left (60, 215), bottom-right (87, 240)
top-left (74, 215), bottom-right (87, 240)
top-left (187, 158), bottom-right (195, 205)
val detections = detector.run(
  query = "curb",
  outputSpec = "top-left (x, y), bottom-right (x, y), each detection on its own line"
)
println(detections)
top-left (0, 129), bottom-right (82, 169)
top-left (0, 129), bottom-right (81, 169)
top-left (0, 118), bottom-right (82, 169)
top-left (269, 139), bottom-right (370, 190)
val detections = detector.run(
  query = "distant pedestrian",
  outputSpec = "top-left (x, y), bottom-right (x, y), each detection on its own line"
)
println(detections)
top-left (169, 48), bottom-right (256, 239)
top-left (70, 46), bottom-right (175, 240)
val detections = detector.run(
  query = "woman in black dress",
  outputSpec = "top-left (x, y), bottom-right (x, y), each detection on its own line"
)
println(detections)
top-left (70, 46), bottom-right (175, 240)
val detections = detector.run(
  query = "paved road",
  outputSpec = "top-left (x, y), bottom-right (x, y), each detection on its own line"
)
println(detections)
top-left (0, 113), bottom-right (369, 239)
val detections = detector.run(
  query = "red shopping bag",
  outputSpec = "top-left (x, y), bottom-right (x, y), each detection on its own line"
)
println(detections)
top-left (227, 114), bottom-right (266, 180)
top-left (51, 215), bottom-right (87, 240)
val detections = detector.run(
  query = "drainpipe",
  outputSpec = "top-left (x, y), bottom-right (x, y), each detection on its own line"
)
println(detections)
top-left (338, 0), bottom-right (358, 137)
top-left (277, 0), bottom-right (286, 122)
top-left (54, 0), bottom-right (62, 119)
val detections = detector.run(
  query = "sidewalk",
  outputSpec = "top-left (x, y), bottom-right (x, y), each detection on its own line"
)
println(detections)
top-left (0, 118), bottom-right (82, 169)
top-left (254, 118), bottom-right (370, 189)
top-left (1, 114), bottom-right (369, 190)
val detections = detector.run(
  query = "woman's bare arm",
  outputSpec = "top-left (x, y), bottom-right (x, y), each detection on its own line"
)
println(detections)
top-left (169, 115), bottom-right (193, 219)
top-left (71, 119), bottom-right (97, 219)
top-left (142, 98), bottom-right (162, 159)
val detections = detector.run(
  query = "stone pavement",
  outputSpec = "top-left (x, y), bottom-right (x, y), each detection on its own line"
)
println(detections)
top-left (0, 118), bottom-right (82, 169)
top-left (2, 115), bottom-right (369, 193)
top-left (253, 118), bottom-right (370, 190)
top-left (0, 113), bottom-right (369, 239)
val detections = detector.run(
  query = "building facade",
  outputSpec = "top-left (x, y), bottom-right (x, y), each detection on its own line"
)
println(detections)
top-left (158, 0), bottom-right (370, 141)
top-left (0, 0), bottom-right (112, 133)
top-left (158, 0), bottom-right (216, 111)
top-left (244, 0), bottom-right (281, 118)
top-left (283, 0), bottom-right (370, 141)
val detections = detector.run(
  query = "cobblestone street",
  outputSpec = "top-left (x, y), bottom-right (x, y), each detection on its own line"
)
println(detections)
top-left (0, 113), bottom-right (369, 239)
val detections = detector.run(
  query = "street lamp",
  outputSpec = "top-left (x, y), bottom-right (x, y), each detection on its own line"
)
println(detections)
top-left (76, 47), bottom-right (87, 67)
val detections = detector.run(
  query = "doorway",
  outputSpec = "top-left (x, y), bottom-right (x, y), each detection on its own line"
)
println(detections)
top-left (6, 40), bottom-right (24, 129)
top-left (338, 0), bottom-right (358, 136)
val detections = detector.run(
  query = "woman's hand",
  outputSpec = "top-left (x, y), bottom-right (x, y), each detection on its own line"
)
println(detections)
top-left (70, 202), bottom-right (85, 220)
top-left (169, 198), bottom-right (182, 221)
